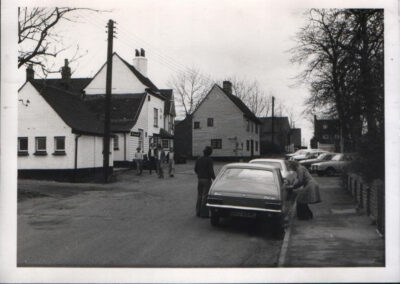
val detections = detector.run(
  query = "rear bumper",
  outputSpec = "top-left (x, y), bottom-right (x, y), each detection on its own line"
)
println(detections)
top-left (206, 203), bottom-right (282, 213)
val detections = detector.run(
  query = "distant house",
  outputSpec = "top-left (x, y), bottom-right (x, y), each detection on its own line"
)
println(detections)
top-left (310, 115), bottom-right (340, 152)
top-left (175, 81), bottom-right (261, 159)
top-left (18, 68), bottom-right (113, 181)
top-left (18, 49), bottom-right (176, 180)
top-left (259, 116), bottom-right (291, 153)
top-left (259, 117), bottom-right (302, 153)
top-left (289, 128), bottom-right (302, 150)
top-left (174, 117), bottom-right (192, 160)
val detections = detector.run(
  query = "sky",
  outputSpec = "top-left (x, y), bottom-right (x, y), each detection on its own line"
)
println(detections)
top-left (18, 1), bottom-right (324, 146)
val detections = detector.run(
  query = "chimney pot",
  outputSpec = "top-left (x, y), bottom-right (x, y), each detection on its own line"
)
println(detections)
top-left (26, 64), bottom-right (34, 81)
top-left (135, 49), bottom-right (140, 57)
top-left (61, 58), bottom-right (71, 88)
top-left (223, 80), bottom-right (232, 94)
top-left (140, 48), bottom-right (145, 57)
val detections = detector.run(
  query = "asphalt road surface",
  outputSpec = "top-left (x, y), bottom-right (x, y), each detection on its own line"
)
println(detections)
top-left (18, 162), bottom-right (284, 267)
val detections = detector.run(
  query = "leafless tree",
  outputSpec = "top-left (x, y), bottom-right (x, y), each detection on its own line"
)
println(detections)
top-left (168, 67), bottom-right (214, 117)
top-left (18, 7), bottom-right (101, 76)
top-left (229, 77), bottom-right (269, 116)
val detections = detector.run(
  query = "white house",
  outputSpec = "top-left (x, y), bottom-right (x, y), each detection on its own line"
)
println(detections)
top-left (18, 49), bottom-right (176, 177)
top-left (18, 68), bottom-right (113, 181)
top-left (82, 51), bottom-right (175, 166)
top-left (190, 81), bottom-right (261, 159)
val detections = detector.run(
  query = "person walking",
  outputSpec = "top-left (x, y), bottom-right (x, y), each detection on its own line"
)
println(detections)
top-left (168, 147), bottom-right (175, 177)
top-left (148, 143), bottom-right (156, 175)
top-left (288, 160), bottom-right (321, 220)
top-left (194, 146), bottom-right (215, 218)
top-left (134, 147), bottom-right (143, 175)
top-left (156, 144), bottom-right (166, 178)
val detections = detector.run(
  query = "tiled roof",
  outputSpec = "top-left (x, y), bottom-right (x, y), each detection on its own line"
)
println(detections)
top-left (215, 85), bottom-right (261, 124)
top-left (259, 117), bottom-right (291, 131)
top-left (84, 93), bottom-right (146, 132)
top-left (116, 53), bottom-right (159, 92)
top-left (160, 89), bottom-right (175, 116)
top-left (33, 78), bottom-right (91, 94)
top-left (30, 81), bottom-right (106, 136)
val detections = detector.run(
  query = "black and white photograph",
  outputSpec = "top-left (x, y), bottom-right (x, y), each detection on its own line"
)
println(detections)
top-left (1, 0), bottom-right (399, 282)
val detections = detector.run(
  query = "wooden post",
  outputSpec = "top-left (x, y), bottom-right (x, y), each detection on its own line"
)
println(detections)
top-left (103, 19), bottom-right (114, 183)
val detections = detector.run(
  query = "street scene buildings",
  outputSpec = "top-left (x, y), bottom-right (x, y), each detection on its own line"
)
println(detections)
top-left (7, 4), bottom-right (393, 283)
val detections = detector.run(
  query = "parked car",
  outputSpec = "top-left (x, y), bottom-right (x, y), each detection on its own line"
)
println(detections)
top-left (300, 152), bottom-right (336, 171)
top-left (249, 158), bottom-right (296, 185)
top-left (311, 153), bottom-right (355, 176)
top-left (288, 149), bottom-right (327, 162)
top-left (206, 163), bottom-right (292, 234)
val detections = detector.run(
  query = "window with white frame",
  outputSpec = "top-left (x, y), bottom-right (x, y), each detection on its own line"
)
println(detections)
top-left (35, 137), bottom-right (47, 155)
top-left (207, 118), bottom-right (214, 127)
top-left (54, 137), bottom-right (65, 152)
top-left (18, 137), bottom-right (28, 155)
top-left (162, 139), bottom-right (169, 149)
top-left (113, 135), bottom-right (119, 150)
top-left (211, 139), bottom-right (222, 149)
top-left (154, 108), bottom-right (158, 127)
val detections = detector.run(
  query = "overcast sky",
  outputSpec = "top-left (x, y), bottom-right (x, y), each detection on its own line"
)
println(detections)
top-left (18, 1), bottom-right (338, 146)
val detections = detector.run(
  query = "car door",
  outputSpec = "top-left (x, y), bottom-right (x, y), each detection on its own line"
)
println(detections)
top-left (276, 169), bottom-right (289, 216)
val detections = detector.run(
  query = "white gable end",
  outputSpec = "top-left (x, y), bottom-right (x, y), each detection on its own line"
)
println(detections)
top-left (84, 54), bottom-right (148, 95)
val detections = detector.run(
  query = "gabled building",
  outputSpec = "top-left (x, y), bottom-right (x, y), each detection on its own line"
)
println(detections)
top-left (176, 81), bottom-right (261, 159)
top-left (82, 51), bottom-right (175, 166)
top-left (18, 49), bottom-right (176, 178)
top-left (18, 70), bottom-right (113, 181)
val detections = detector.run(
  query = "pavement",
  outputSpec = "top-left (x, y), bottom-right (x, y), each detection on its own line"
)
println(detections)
top-left (280, 176), bottom-right (385, 267)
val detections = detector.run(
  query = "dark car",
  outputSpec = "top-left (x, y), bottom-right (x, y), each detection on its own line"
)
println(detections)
top-left (300, 152), bottom-right (336, 171)
top-left (206, 163), bottom-right (291, 233)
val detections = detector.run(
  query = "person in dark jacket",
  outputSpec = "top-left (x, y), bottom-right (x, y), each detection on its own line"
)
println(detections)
top-left (288, 160), bottom-right (321, 220)
top-left (194, 146), bottom-right (216, 218)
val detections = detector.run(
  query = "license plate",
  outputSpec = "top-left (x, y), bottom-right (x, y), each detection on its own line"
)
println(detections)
top-left (230, 211), bottom-right (256, 218)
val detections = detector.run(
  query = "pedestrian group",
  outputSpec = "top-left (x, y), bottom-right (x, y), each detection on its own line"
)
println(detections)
top-left (133, 143), bottom-right (175, 178)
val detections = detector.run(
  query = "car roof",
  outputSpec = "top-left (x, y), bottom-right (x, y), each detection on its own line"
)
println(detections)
top-left (249, 158), bottom-right (284, 163)
top-left (223, 162), bottom-right (279, 172)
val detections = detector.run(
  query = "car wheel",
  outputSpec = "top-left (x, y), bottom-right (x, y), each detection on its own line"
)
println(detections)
top-left (210, 209), bottom-right (220, 226)
top-left (326, 167), bottom-right (335, 177)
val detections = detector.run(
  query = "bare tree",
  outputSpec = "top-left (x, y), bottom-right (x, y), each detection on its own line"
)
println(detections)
top-left (229, 77), bottom-right (269, 116)
top-left (168, 68), bottom-right (214, 117)
top-left (18, 7), bottom-right (100, 76)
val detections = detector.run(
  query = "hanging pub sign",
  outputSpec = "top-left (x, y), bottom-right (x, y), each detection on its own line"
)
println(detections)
top-left (130, 131), bottom-right (141, 137)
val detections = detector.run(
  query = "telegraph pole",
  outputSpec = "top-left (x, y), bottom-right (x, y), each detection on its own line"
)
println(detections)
top-left (103, 19), bottom-right (115, 183)
top-left (271, 96), bottom-right (275, 148)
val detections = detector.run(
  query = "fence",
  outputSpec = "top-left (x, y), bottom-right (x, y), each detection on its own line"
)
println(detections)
top-left (344, 173), bottom-right (385, 236)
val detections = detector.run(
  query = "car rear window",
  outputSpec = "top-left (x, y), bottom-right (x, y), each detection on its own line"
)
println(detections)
top-left (251, 161), bottom-right (282, 170)
top-left (220, 168), bottom-right (275, 184)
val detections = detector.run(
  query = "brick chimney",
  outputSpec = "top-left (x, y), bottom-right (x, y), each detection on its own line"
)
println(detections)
top-left (61, 59), bottom-right (71, 82)
top-left (26, 64), bottom-right (34, 81)
top-left (223, 80), bottom-right (232, 94)
top-left (132, 48), bottom-right (148, 77)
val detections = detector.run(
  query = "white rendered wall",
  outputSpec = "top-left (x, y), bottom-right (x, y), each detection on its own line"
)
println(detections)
top-left (18, 82), bottom-right (75, 169)
top-left (192, 86), bottom-right (260, 157)
top-left (18, 82), bottom-right (112, 170)
top-left (77, 135), bottom-right (113, 168)
top-left (84, 55), bottom-right (148, 95)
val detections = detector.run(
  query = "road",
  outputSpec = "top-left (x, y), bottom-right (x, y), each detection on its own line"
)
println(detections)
top-left (18, 162), bottom-right (284, 267)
